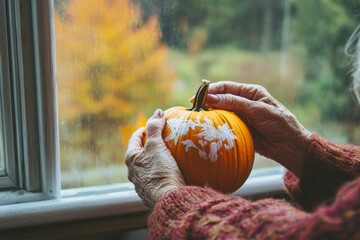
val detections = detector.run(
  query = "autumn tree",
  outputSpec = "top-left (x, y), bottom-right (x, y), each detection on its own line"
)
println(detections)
top-left (55, 0), bottom-right (173, 170)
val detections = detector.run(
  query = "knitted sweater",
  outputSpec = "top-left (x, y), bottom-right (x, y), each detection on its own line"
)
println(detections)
top-left (147, 134), bottom-right (360, 239)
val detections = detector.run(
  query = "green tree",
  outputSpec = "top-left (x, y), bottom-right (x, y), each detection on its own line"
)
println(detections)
top-left (137, 0), bottom-right (285, 51)
top-left (293, 0), bottom-right (359, 122)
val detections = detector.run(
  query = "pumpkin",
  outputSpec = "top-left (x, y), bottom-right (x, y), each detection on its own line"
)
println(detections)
top-left (163, 79), bottom-right (255, 193)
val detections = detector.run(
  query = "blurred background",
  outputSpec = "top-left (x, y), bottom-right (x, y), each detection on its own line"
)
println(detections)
top-left (54, 0), bottom-right (360, 188)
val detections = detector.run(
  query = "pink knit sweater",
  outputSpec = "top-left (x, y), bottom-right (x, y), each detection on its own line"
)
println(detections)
top-left (147, 134), bottom-right (360, 239)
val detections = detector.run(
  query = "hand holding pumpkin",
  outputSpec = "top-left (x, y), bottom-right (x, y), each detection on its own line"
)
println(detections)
top-left (125, 109), bottom-right (185, 208)
top-left (126, 80), bottom-right (311, 207)
top-left (205, 81), bottom-right (312, 177)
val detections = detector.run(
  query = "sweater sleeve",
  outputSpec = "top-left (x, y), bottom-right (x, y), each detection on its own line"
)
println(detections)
top-left (147, 186), bottom-right (309, 239)
top-left (147, 177), bottom-right (360, 239)
top-left (284, 133), bottom-right (360, 210)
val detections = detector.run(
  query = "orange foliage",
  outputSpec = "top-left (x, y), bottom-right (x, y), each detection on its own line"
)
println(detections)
top-left (55, 0), bottom-right (174, 171)
top-left (119, 111), bottom-right (148, 145)
top-left (55, 0), bottom-right (174, 123)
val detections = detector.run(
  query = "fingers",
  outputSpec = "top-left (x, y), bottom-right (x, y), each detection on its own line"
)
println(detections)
top-left (207, 81), bottom-right (271, 101)
top-left (207, 93), bottom-right (256, 114)
top-left (145, 109), bottom-right (165, 139)
top-left (207, 93), bottom-right (282, 127)
top-left (129, 127), bottom-right (146, 148)
top-left (125, 127), bottom-right (146, 165)
top-left (126, 109), bottom-right (167, 160)
top-left (125, 109), bottom-right (185, 208)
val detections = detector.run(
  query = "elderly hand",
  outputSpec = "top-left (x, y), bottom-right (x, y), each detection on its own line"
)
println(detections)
top-left (125, 109), bottom-right (185, 208)
top-left (205, 81), bottom-right (312, 177)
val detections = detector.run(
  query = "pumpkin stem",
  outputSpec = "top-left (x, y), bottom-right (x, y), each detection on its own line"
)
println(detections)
top-left (189, 79), bottom-right (210, 111)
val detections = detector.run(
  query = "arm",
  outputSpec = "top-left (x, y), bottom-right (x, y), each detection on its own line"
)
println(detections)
top-left (148, 186), bottom-right (308, 239)
top-left (284, 133), bottom-right (360, 210)
top-left (148, 176), bottom-right (360, 239)
top-left (125, 82), bottom-right (359, 239)
top-left (126, 81), bottom-right (312, 207)
top-left (206, 81), bottom-right (360, 208)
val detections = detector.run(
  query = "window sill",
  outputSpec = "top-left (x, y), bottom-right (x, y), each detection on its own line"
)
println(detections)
top-left (0, 167), bottom-right (285, 230)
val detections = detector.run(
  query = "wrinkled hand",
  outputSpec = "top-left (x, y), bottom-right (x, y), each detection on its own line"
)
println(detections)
top-left (205, 81), bottom-right (312, 177)
top-left (125, 109), bottom-right (185, 208)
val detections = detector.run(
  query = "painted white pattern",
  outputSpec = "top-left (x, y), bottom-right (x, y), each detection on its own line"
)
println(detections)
top-left (164, 116), bottom-right (238, 162)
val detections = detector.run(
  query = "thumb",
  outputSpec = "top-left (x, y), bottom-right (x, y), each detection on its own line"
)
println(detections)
top-left (146, 109), bottom-right (165, 140)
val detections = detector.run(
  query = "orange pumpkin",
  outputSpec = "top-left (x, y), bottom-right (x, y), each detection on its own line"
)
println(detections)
top-left (163, 80), bottom-right (255, 193)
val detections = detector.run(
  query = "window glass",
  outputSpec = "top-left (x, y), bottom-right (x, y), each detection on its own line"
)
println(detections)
top-left (54, 0), bottom-right (360, 188)
top-left (0, 2), bottom-right (6, 175)
top-left (0, 109), bottom-right (4, 173)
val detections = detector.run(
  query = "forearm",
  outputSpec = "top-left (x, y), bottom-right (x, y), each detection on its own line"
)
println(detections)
top-left (147, 186), bottom-right (309, 239)
top-left (148, 177), bottom-right (360, 239)
top-left (285, 133), bottom-right (360, 210)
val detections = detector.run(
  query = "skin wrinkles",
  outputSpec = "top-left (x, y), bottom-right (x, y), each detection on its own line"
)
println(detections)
top-left (126, 81), bottom-right (313, 207)
top-left (126, 28), bottom-right (360, 212)
top-left (206, 81), bottom-right (311, 177)
top-left (125, 114), bottom-right (185, 208)
top-left (209, 81), bottom-right (270, 102)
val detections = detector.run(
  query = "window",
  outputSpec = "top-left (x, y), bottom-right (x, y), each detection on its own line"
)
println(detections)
top-left (0, 0), bottom-right (359, 231)
top-left (0, 0), bottom-right (59, 204)
top-left (0, 62), bottom-right (10, 188)
top-left (0, 110), bottom-right (4, 172)
top-left (0, 0), bottom-right (17, 190)
top-left (55, 0), bottom-right (359, 189)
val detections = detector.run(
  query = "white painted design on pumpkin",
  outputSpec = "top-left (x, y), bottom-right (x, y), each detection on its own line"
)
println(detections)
top-left (164, 116), bottom-right (238, 162)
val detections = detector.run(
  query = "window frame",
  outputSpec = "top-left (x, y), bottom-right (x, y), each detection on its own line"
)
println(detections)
top-left (0, 167), bottom-right (285, 230)
top-left (0, 0), bottom-right (18, 190)
top-left (0, 0), bottom-right (60, 204)
top-left (0, 0), bottom-right (286, 231)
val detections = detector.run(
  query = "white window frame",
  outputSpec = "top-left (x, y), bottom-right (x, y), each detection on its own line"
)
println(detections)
top-left (0, 0), bottom-right (60, 204)
top-left (0, 167), bottom-right (284, 229)
top-left (0, 0), bottom-right (285, 230)
top-left (0, 0), bottom-right (20, 190)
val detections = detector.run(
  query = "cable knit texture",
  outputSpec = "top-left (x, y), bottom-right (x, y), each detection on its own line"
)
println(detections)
top-left (147, 134), bottom-right (360, 239)
top-left (284, 134), bottom-right (360, 210)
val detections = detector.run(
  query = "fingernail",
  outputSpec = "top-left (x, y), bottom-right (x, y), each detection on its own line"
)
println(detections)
top-left (154, 109), bottom-right (164, 118)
